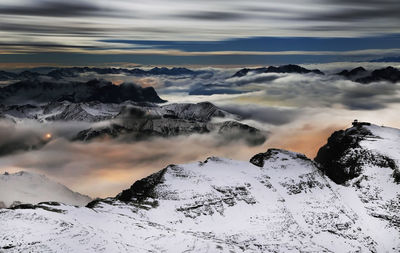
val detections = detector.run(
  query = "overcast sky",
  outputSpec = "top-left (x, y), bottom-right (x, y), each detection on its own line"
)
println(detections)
top-left (0, 0), bottom-right (399, 65)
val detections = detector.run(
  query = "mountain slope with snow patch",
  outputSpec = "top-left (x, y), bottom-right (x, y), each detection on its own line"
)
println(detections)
top-left (1, 123), bottom-right (399, 252)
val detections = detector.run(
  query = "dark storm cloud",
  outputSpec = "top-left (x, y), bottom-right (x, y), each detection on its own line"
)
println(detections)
top-left (0, 0), bottom-right (105, 17)
top-left (302, 0), bottom-right (400, 22)
top-left (340, 83), bottom-right (400, 110)
top-left (183, 73), bottom-right (282, 96)
top-left (220, 104), bottom-right (300, 125)
top-left (0, 42), bottom-right (99, 49)
top-left (0, 22), bottom-right (105, 36)
top-left (0, 120), bottom-right (47, 156)
top-left (176, 11), bottom-right (244, 21)
top-left (303, 8), bottom-right (400, 23)
top-left (0, 119), bottom-right (91, 157)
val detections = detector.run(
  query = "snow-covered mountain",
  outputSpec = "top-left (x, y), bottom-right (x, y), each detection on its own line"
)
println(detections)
top-left (0, 171), bottom-right (91, 208)
top-left (0, 101), bottom-right (233, 123)
top-left (1, 122), bottom-right (399, 252)
top-left (0, 100), bottom-right (267, 146)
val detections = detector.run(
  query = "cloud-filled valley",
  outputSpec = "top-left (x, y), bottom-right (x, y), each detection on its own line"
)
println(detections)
top-left (1, 62), bottom-right (400, 198)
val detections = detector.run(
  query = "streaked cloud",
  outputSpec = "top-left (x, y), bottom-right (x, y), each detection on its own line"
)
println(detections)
top-left (0, 0), bottom-right (398, 63)
top-left (0, 0), bottom-right (106, 17)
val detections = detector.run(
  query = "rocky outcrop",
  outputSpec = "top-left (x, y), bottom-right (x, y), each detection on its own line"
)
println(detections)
top-left (336, 67), bottom-right (367, 79)
top-left (116, 167), bottom-right (168, 204)
top-left (217, 121), bottom-right (267, 146)
top-left (355, 66), bottom-right (400, 84)
top-left (315, 122), bottom-right (398, 184)
top-left (250, 148), bottom-right (311, 167)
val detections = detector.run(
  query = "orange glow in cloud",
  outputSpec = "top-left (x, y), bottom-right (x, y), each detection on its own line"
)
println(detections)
top-left (112, 80), bottom-right (124, 86)
top-left (265, 124), bottom-right (346, 158)
top-left (44, 133), bottom-right (52, 140)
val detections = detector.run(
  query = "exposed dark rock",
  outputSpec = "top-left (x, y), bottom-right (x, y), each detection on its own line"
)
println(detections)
top-left (250, 148), bottom-right (310, 167)
top-left (337, 67), bottom-right (367, 78)
top-left (315, 123), bottom-right (398, 184)
top-left (232, 64), bottom-right (324, 78)
top-left (9, 202), bottom-right (66, 213)
top-left (250, 149), bottom-right (280, 167)
top-left (356, 67), bottom-right (400, 84)
top-left (10, 203), bottom-right (35, 210)
top-left (0, 70), bottom-right (18, 81)
top-left (37, 201), bottom-right (61, 206)
top-left (2, 244), bottom-right (15, 249)
top-left (85, 198), bottom-right (115, 209)
top-left (74, 124), bottom-right (129, 141)
top-left (314, 125), bottom-right (372, 184)
top-left (393, 169), bottom-right (400, 183)
top-left (116, 167), bottom-right (169, 204)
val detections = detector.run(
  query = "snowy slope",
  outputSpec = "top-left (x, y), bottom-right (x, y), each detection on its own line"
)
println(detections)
top-left (0, 123), bottom-right (399, 252)
top-left (0, 171), bottom-right (91, 208)
top-left (322, 124), bottom-right (400, 252)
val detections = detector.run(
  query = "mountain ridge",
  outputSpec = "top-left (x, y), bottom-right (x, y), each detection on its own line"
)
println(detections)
top-left (1, 121), bottom-right (400, 252)
top-left (0, 79), bottom-right (166, 105)
top-left (232, 64), bottom-right (325, 78)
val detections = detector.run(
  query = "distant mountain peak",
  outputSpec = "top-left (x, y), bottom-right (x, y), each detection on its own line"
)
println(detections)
top-left (232, 64), bottom-right (324, 78)
top-left (0, 78), bottom-right (166, 105)
top-left (337, 66), bottom-right (367, 78)
top-left (0, 170), bottom-right (91, 208)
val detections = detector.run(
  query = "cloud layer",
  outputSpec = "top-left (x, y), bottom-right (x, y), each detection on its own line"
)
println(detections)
top-left (0, 0), bottom-right (399, 61)
top-left (1, 62), bottom-right (400, 198)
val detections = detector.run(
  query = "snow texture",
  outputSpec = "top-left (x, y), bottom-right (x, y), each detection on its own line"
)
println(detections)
top-left (0, 124), bottom-right (399, 252)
